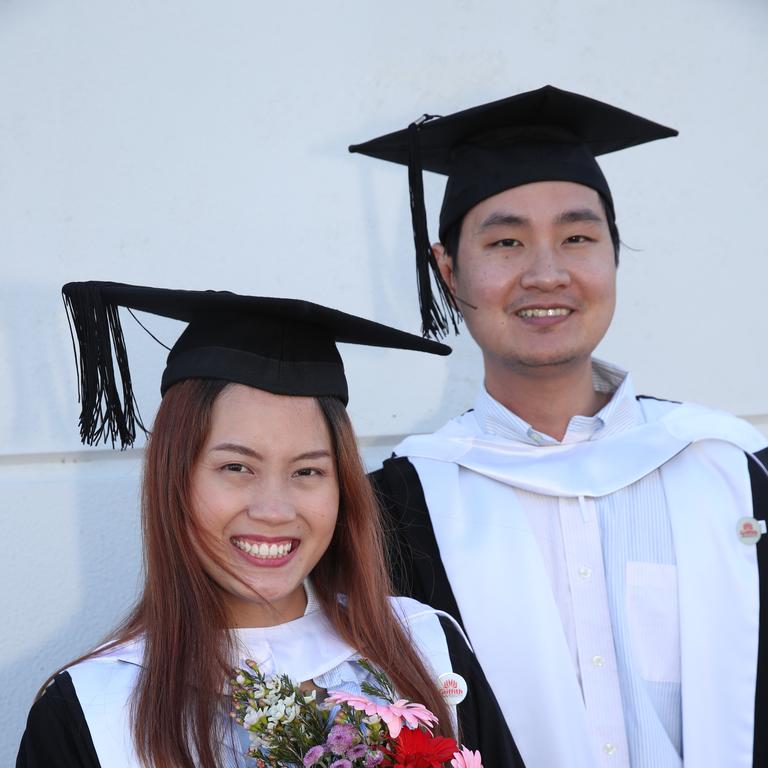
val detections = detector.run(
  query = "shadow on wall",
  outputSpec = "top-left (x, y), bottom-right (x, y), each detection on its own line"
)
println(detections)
top-left (0, 454), bottom-right (144, 765)
top-left (0, 280), bottom-right (84, 456)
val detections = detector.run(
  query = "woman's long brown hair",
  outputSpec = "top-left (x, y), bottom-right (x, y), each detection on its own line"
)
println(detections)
top-left (47, 379), bottom-right (453, 767)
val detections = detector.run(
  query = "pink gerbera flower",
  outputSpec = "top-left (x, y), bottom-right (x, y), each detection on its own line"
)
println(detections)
top-left (325, 692), bottom-right (438, 738)
top-left (450, 747), bottom-right (483, 768)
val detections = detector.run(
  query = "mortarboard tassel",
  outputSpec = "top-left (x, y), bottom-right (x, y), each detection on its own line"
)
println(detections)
top-left (62, 282), bottom-right (145, 448)
top-left (407, 117), bottom-right (462, 339)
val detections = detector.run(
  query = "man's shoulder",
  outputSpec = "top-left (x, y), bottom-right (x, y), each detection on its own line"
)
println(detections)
top-left (638, 394), bottom-right (767, 450)
top-left (370, 455), bottom-right (429, 522)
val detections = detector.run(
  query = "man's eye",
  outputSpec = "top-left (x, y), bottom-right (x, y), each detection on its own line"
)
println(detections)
top-left (564, 235), bottom-right (593, 244)
top-left (491, 238), bottom-right (522, 248)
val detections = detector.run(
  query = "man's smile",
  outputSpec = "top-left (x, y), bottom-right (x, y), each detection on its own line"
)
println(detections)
top-left (516, 307), bottom-right (573, 318)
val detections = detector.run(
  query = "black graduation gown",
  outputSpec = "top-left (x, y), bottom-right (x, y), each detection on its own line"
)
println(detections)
top-left (372, 447), bottom-right (768, 768)
top-left (16, 672), bottom-right (100, 768)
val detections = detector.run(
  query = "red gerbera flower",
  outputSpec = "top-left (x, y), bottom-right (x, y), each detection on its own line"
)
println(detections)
top-left (384, 727), bottom-right (459, 768)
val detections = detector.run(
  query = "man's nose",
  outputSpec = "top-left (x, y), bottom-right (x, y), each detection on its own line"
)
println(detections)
top-left (519, 245), bottom-right (571, 291)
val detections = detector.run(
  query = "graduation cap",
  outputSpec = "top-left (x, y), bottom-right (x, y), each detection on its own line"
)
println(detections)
top-left (349, 85), bottom-right (678, 339)
top-left (62, 281), bottom-right (451, 449)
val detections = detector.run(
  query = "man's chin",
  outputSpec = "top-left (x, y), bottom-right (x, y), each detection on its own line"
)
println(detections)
top-left (504, 350), bottom-right (588, 372)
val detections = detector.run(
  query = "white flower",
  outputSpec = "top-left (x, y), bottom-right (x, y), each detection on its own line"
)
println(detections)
top-left (283, 704), bottom-right (297, 724)
top-left (243, 706), bottom-right (268, 729)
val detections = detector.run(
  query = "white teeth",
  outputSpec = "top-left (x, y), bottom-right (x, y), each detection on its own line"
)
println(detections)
top-left (232, 539), bottom-right (293, 559)
top-left (517, 307), bottom-right (571, 318)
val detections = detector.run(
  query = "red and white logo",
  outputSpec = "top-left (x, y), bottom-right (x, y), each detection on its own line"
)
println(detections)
top-left (438, 672), bottom-right (468, 705)
top-left (737, 517), bottom-right (764, 545)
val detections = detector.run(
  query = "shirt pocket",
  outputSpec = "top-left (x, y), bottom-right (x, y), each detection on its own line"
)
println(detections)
top-left (625, 562), bottom-right (681, 683)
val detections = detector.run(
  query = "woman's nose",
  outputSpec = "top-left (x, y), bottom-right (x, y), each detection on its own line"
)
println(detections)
top-left (244, 482), bottom-right (296, 523)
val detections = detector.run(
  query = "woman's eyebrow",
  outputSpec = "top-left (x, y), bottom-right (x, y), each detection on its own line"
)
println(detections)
top-left (210, 442), bottom-right (262, 459)
top-left (292, 450), bottom-right (333, 461)
top-left (210, 444), bottom-right (332, 462)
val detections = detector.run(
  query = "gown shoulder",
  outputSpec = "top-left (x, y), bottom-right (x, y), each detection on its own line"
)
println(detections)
top-left (17, 671), bottom-right (101, 768)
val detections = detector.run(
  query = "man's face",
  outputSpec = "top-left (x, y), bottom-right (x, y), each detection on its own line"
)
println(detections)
top-left (436, 181), bottom-right (617, 377)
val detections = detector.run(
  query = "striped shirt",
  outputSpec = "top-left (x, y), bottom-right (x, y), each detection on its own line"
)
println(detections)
top-left (474, 359), bottom-right (683, 768)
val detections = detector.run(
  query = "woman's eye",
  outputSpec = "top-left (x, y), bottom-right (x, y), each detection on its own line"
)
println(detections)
top-left (223, 463), bottom-right (249, 474)
top-left (293, 467), bottom-right (322, 478)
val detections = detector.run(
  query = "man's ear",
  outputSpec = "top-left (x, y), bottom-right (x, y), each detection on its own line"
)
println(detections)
top-left (432, 242), bottom-right (456, 295)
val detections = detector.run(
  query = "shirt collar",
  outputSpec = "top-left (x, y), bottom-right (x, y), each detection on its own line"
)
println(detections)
top-left (473, 359), bottom-right (643, 446)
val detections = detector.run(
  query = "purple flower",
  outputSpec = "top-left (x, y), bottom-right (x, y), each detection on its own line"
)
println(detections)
top-left (346, 744), bottom-right (367, 759)
top-left (303, 745), bottom-right (326, 767)
top-left (327, 723), bottom-right (357, 754)
top-left (329, 761), bottom-right (352, 768)
top-left (364, 751), bottom-right (384, 767)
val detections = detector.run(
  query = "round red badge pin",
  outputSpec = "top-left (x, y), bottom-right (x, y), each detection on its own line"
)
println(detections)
top-left (438, 672), bottom-right (467, 705)
top-left (737, 517), bottom-right (764, 545)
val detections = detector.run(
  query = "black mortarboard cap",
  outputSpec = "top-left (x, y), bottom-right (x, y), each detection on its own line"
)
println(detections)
top-left (350, 85), bottom-right (678, 339)
top-left (62, 281), bottom-right (450, 448)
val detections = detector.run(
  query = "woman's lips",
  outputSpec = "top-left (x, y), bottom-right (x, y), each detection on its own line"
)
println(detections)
top-left (231, 536), bottom-right (299, 566)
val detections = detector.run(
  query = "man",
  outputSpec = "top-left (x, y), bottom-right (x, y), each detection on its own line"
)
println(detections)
top-left (350, 86), bottom-right (768, 768)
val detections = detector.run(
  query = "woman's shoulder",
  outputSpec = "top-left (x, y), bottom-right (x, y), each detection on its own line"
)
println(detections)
top-left (17, 671), bottom-right (102, 768)
top-left (387, 596), bottom-right (461, 677)
top-left (388, 595), bottom-right (466, 643)
top-left (42, 642), bottom-right (145, 768)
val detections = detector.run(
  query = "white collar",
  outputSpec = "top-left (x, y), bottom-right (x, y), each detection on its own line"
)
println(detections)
top-left (101, 613), bottom-right (356, 685)
top-left (397, 400), bottom-right (766, 498)
top-left (234, 610), bottom-right (357, 683)
top-left (473, 359), bottom-right (642, 446)
top-left (101, 595), bottom-right (446, 688)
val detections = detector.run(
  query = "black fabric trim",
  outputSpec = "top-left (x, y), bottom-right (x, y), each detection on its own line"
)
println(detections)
top-left (635, 394), bottom-right (683, 404)
top-left (439, 617), bottom-right (526, 766)
top-left (17, 671), bottom-right (101, 767)
top-left (748, 447), bottom-right (768, 768)
top-left (371, 457), bottom-right (465, 631)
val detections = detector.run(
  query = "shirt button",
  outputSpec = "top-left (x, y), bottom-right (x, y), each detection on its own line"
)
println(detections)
top-left (591, 655), bottom-right (604, 667)
top-left (578, 566), bottom-right (592, 578)
top-left (530, 431), bottom-right (543, 443)
top-left (603, 743), bottom-right (616, 756)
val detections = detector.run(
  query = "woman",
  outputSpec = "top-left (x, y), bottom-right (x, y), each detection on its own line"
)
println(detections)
top-left (17, 282), bottom-right (522, 767)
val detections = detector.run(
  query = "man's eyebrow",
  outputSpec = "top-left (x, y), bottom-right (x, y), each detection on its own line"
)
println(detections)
top-left (554, 208), bottom-right (604, 225)
top-left (476, 212), bottom-right (530, 231)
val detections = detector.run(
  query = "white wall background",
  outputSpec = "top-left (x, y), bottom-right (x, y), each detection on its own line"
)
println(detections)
top-left (2, 0), bottom-right (768, 760)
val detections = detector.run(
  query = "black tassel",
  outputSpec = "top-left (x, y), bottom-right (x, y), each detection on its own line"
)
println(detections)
top-left (407, 116), bottom-right (462, 339)
top-left (62, 282), bottom-right (146, 448)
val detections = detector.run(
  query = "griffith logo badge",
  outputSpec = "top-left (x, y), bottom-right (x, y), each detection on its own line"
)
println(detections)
top-left (438, 672), bottom-right (468, 705)
top-left (737, 517), bottom-right (766, 545)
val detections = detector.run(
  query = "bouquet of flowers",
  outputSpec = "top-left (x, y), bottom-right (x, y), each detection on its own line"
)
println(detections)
top-left (231, 658), bottom-right (483, 768)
